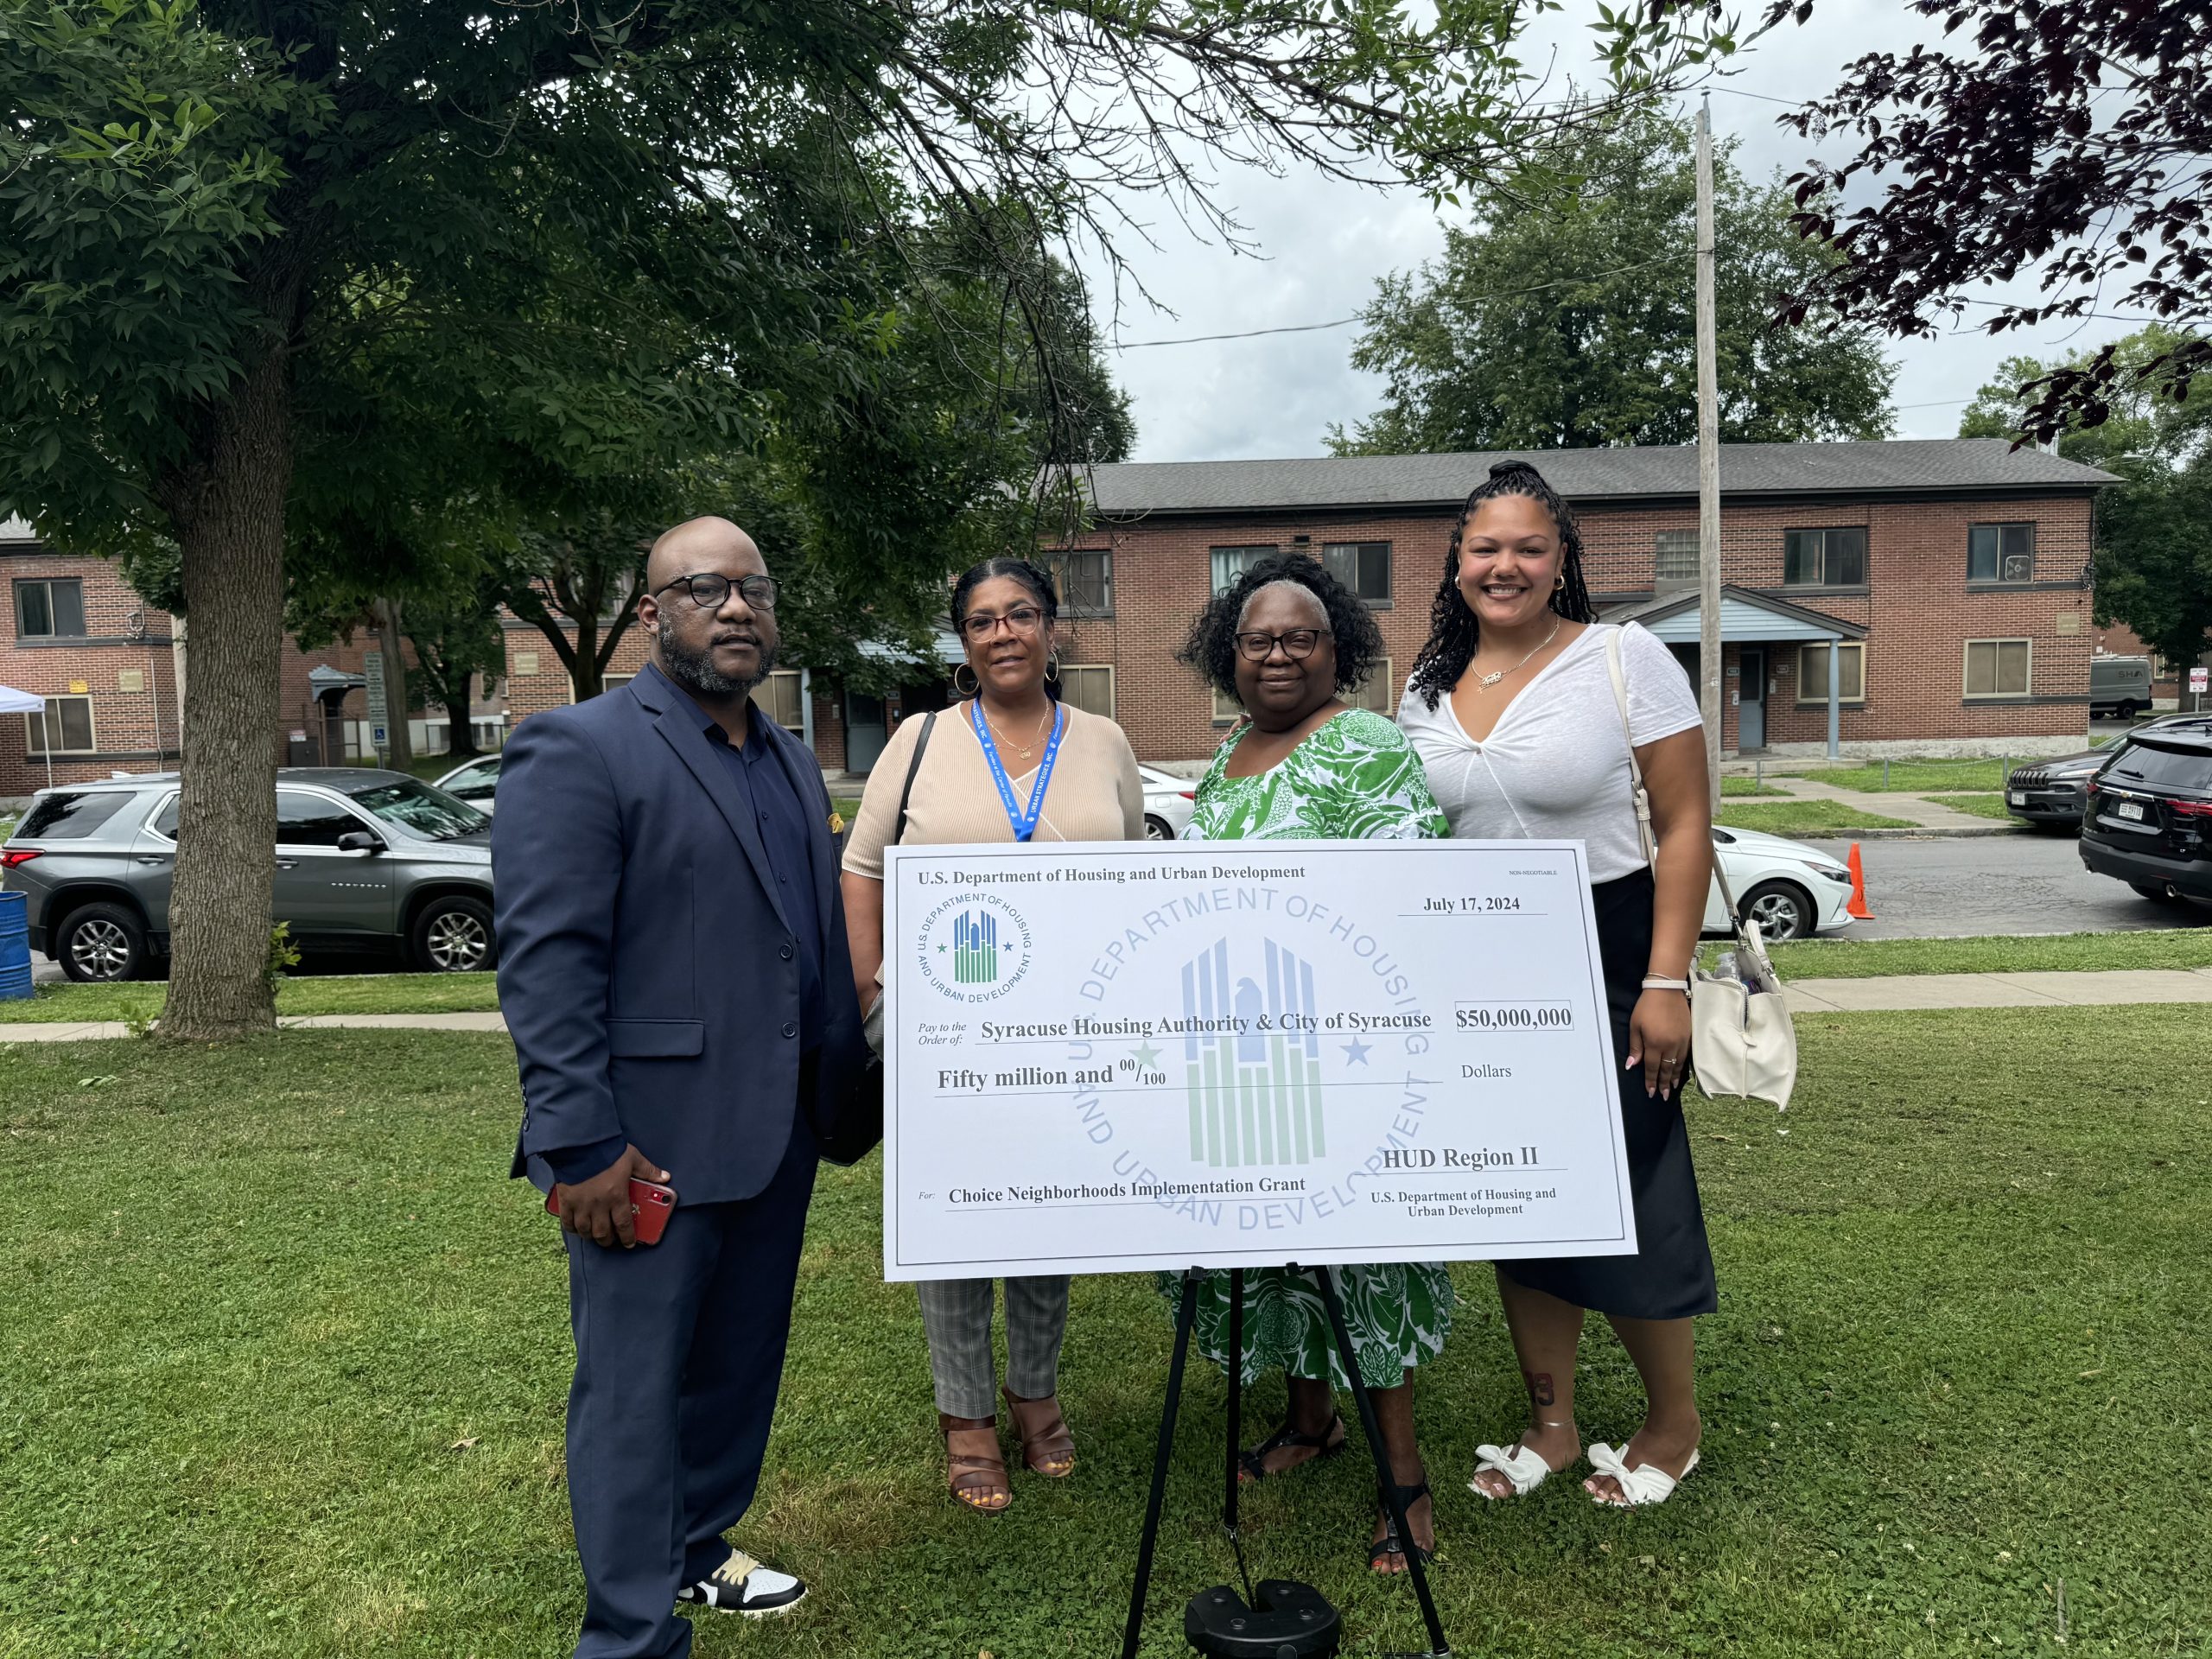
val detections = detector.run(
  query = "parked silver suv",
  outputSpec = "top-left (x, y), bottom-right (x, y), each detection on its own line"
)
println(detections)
top-left (1, 769), bottom-right (496, 982)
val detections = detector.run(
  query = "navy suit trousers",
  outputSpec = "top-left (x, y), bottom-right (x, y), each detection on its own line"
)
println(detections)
top-left (563, 1117), bottom-right (818, 1659)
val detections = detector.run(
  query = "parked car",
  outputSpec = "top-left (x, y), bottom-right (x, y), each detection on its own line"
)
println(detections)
top-left (1, 769), bottom-right (496, 982)
top-left (2088, 654), bottom-right (2154, 721)
top-left (1707, 825), bottom-right (1857, 941)
top-left (2076, 716), bottom-right (2212, 909)
top-left (434, 753), bottom-right (503, 813)
top-left (1139, 765), bottom-right (1198, 841)
top-left (2004, 745), bottom-right (2120, 830)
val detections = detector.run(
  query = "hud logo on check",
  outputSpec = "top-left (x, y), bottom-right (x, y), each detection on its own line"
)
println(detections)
top-left (916, 891), bottom-right (1033, 1003)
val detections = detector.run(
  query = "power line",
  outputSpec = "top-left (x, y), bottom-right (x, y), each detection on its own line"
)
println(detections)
top-left (1111, 315), bottom-right (1360, 350)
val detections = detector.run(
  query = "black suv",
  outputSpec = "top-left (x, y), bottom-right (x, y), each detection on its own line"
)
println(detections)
top-left (2077, 717), bottom-right (2212, 908)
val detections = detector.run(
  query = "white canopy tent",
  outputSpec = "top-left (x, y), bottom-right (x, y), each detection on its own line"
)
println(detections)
top-left (0, 684), bottom-right (52, 791)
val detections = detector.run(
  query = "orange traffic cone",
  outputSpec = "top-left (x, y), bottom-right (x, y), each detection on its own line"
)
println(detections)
top-left (1845, 842), bottom-right (1874, 920)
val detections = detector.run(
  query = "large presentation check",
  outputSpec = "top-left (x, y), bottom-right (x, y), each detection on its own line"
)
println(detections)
top-left (881, 840), bottom-right (1637, 1280)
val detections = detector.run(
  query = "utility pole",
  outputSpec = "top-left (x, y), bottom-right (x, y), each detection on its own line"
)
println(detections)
top-left (1694, 94), bottom-right (1723, 813)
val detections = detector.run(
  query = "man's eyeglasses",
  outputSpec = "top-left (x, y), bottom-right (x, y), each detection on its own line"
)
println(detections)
top-left (654, 572), bottom-right (779, 611)
top-left (959, 604), bottom-right (1046, 641)
top-left (1233, 627), bottom-right (1332, 662)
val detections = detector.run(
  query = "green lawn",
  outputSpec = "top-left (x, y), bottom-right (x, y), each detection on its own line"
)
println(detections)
top-left (1719, 776), bottom-right (1789, 798)
top-left (0, 971), bottom-right (499, 1026)
top-left (3, 1011), bottom-right (2208, 1657)
top-left (1754, 926), bottom-right (2212, 980)
top-left (1715, 800), bottom-right (1916, 836)
top-left (1793, 760), bottom-right (2017, 793)
top-left (1921, 791), bottom-right (2016, 822)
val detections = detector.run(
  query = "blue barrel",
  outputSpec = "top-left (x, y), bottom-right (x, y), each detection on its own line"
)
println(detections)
top-left (0, 890), bottom-right (30, 1001)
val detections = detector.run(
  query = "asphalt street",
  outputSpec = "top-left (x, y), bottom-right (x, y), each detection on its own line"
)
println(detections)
top-left (1803, 832), bottom-right (2209, 940)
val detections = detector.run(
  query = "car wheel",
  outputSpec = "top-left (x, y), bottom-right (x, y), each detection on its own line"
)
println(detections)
top-left (1144, 814), bottom-right (1174, 842)
top-left (1738, 880), bottom-right (1814, 941)
top-left (411, 895), bottom-right (497, 973)
top-left (2128, 880), bottom-right (2180, 905)
top-left (57, 902), bottom-right (148, 982)
top-left (2114, 699), bottom-right (2139, 722)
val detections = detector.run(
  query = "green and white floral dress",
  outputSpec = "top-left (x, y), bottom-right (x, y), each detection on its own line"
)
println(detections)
top-left (1159, 708), bottom-right (1456, 1389)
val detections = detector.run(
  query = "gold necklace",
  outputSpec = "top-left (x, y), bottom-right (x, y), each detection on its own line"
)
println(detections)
top-left (1468, 619), bottom-right (1562, 693)
top-left (982, 699), bottom-right (1052, 761)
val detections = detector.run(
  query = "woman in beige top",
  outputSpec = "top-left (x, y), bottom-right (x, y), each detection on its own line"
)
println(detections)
top-left (842, 556), bottom-right (1144, 1515)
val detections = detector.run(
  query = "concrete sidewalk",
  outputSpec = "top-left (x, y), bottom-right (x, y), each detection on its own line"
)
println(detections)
top-left (4, 972), bottom-right (2210, 1041)
top-left (1764, 775), bottom-right (2011, 833)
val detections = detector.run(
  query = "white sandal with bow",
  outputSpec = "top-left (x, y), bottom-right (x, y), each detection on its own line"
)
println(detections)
top-left (1469, 1441), bottom-right (1562, 1500)
top-left (1586, 1442), bottom-right (1700, 1508)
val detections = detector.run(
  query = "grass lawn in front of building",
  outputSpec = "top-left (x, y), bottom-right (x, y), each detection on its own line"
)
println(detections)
top-left (2, 1008), bottom-right (2208, 1657)
top-left (1753, 926), bottom-right (2212, 980)
top-left (0, 971), bottom-right (500, 1025)
top-left (1921, 792), bottom-right (2017, 822)
top-left (1791, 760), bottom-right (2017, 793)
top-left (1715, 800), bottom-right (1916, 836)
top-left (1719, 777), bottom-right (1789, 798)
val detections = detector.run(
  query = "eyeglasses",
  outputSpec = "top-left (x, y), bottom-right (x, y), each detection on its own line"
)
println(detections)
top-left (654, 572), bottom-right (779, 611)
top-left (1233, 627), bottom-right (1332, 662)
top-left (959, 604), bottom-right (1046, 641)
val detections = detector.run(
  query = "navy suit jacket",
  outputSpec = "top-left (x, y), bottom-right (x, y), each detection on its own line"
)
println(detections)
top-left (493, 667), bottom-right (866, 1205)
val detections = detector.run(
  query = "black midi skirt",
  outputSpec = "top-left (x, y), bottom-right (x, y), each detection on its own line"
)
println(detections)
top-left (1497, 867), bottom-right (1718, 1320)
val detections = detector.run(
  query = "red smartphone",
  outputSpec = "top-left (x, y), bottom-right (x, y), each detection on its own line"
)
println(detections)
top-left (545, 1178), bottom-right (677, 1245)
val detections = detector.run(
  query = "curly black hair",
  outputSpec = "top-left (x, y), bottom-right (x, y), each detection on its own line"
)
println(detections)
top-left (1176, 552), bottom-right (1387, 703)
top-left (1406, 459), bottom-right (1599, 711)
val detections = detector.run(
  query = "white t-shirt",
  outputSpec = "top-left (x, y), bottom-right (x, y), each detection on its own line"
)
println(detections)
top-left (1396, 622), bottom-right (1702, 881)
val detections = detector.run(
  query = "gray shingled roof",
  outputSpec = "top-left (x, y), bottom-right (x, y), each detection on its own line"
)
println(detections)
top-left (1084, 439), bottom-right (2114, 516)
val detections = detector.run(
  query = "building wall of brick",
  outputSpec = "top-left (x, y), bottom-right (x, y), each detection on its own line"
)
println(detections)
top-left (1048, 488), bottom-right (2103, 764)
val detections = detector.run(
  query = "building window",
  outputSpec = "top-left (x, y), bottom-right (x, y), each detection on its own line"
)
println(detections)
top-left (1321, 542), bottom-right (1391, 603)
top-left (1795, 643), bottom-right (1866, 704)
top-left (1058, 664), bottom-right (1115, 719)
top-left (24, 695), bottom-right (95, 755)
top-left (1349, 657), bottom-right (1396, 715)
top-left (14, 577), bottom-right (86, 639)
top-left (1783, 527), bottom-right (1866, 588)
top-left (1968, 523), bottom-right (2036, 583)
top-left (1211, 683), bottom-right (1243, 724)
top-left (1211, 545), bottom-right (1278, 594)
top-left (749, 668), bottom-right (804, 732)
top-left (1058, 550), bottom-right (1113, 616)
top-left (1654, 531), bottom-right (1699, 584)
top-left (1963, 638), bottom-right (2032, 699)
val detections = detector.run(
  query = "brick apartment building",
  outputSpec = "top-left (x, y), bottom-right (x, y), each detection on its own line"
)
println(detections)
top-left (0, 438), bottom-right (2142, 800)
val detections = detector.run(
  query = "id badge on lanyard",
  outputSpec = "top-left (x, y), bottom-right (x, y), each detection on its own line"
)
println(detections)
top-left (972, 699), bottom-right (1066, 842)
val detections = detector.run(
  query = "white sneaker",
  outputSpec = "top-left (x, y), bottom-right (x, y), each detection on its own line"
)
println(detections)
top-left (677, 1548), bottom-right (807, 1618)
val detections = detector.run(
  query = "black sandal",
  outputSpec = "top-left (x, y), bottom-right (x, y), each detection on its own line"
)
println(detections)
top-left (1237, 1414), bottom-right (1347, 1483)
top-left (1369, 1477), bottom-right (1435, 1572)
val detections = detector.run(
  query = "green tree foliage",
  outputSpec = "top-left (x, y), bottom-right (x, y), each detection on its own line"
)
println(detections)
top-left (1961, 328), bottom-right (2212, 677)
top-left (0, 1), bottom-right (1730, 1039)
top-left (1331, 105), bottom-right (1895, 454)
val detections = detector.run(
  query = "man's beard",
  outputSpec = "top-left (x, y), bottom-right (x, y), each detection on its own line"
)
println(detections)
top-left (657, 614), bottom-right (776, 696)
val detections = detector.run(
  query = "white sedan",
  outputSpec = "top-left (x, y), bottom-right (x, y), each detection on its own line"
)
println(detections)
top-left (1138, 765), bottom-right (1198, 842)
top-left (1708, 824), bottom-right (1856, 940)
top-left (432, 753), bottom-right (504, 814)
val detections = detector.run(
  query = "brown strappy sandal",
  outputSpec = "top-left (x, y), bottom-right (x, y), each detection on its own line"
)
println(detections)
top-left (1002, 1387), bottom-right (1077, 1478)
top-left (939, 1414), bottom-right (1011, 1513)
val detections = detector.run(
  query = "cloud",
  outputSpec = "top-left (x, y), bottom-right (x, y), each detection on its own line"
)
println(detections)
top-left (1081, 0), bottom-right (2139, 461)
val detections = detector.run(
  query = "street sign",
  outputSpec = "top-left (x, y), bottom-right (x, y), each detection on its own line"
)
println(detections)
top-left (2191, 666), bottom-right (2209, 693)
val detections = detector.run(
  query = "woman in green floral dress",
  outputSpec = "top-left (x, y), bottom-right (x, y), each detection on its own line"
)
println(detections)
top-left (1163, 553), bottom-right (1452, 1573)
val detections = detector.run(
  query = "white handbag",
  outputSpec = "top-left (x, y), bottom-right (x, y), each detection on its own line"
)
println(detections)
top-left (1604, 631), bottom-right (1797, 1110)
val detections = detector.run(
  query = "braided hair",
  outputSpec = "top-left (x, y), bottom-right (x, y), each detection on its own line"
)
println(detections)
top-left (1406, 459), bottom-right (1598, 711)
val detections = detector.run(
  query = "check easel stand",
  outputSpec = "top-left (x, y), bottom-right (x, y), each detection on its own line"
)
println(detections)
top-left (1121, 1266), bottom-right (1452, 1659)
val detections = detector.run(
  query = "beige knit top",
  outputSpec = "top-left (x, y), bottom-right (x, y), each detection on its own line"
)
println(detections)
top-left (841, 701), bottom-right (1146, 879)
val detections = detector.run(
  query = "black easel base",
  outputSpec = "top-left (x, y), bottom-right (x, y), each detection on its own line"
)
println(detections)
top-left (1185, 1579), bottom-right (1341, 1657)
top-left (1119, 1265), bottom-right (1450, 1659)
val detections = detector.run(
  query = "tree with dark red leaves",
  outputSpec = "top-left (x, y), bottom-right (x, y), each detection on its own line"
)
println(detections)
top-left (1680, 0), bottom-right (2209, 445)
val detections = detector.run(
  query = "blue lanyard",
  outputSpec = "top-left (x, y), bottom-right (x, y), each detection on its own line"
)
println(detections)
top-left (970, 697), bottom-right (1066, 842)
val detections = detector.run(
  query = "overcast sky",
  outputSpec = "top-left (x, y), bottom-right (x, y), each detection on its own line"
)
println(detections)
top-left (1079, 0), bottom-right (2139, 463)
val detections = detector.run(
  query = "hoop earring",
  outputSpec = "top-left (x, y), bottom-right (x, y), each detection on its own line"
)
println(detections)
top-left (1045, 651), bottom-right (1060, 684)
top-left (953, 663), bottom-right (980, 698)
top-left (1554, 573), bottom-right (1567, 593)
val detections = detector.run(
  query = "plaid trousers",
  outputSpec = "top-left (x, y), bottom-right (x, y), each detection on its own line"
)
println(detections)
top-left (914, 1275), bottom-right (1071, 1419)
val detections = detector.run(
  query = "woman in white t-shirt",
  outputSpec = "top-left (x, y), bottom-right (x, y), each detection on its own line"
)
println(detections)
top-left (1398, 459), bottom-right (1716, 1510)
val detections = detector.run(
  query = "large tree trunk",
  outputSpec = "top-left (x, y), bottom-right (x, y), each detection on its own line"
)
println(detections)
top-left (160, 349), bottom-right (292, 1041)
top-left (373, 596), bottom-right (413, 771)
top-left (447, 674), bottom-right (479, 757)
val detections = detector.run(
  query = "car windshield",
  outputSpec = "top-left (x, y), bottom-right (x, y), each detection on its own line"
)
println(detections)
top-left (2107, 743), bottom-right (2212, 791)
top-left (346, 779), bottom-right (490, 840)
